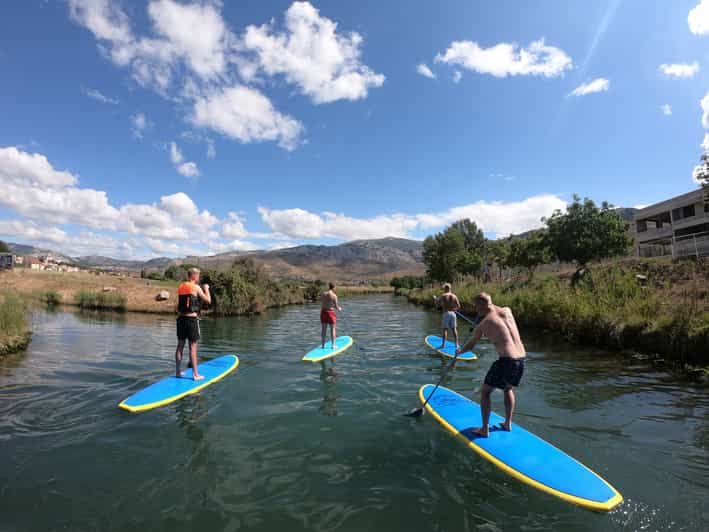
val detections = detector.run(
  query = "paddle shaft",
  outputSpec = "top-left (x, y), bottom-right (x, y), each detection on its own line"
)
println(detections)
top-left (419, 350), bottom-right (461, 412)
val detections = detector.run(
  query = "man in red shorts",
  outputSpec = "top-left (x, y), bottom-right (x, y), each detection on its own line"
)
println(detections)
top-left (320, 282), bottom-right (342, 349)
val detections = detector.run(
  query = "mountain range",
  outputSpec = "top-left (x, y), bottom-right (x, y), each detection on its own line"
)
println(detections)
top-left (6, 237), bottom-right (425, 281)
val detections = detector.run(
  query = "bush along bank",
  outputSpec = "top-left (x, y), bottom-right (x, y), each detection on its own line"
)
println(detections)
top-left (404, 260), bottom-right (709, 365)
top-left (0, 291), bottom-right (32, 355)
top-left (74, 290), bottom-right (127, 311)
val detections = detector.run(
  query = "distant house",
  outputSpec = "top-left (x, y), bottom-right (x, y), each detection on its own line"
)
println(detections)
top-left (634, 188), bottom-right (709, 259)
top-left (0, 252), bottom-right (14, 269)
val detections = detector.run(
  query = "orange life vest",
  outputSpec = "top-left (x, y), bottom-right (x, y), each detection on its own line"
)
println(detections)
top-left (177, 281), bottom-right (201, 314)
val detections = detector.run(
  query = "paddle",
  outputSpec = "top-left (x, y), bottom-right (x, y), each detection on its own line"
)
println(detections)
top-left (404, 349), bottom-right (461, 417)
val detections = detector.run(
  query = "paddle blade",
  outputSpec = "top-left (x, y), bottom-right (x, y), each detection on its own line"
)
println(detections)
top-left (404, 407), bottom-right (424, 417)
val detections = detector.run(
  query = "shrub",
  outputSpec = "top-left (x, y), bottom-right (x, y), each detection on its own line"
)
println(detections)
top-left (36, 290), bottom-right (62, 306)
top-left (0, 291), bottom-right (28, 337)
top-left (74, 290), bottom-right (127, 311)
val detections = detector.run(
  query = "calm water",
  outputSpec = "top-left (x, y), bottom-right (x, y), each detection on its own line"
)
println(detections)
top-left (1, 294), bottom-right (708, 531)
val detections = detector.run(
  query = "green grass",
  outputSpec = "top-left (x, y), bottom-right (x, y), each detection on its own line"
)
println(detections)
top-left (74, 290), bottom-right (127, 311)
top-left (35, 289), bottom-right (62, 306)
top-left (405, 264), bottom-right (709, 364)
top-left (0, 291), bottom-right (32, 355)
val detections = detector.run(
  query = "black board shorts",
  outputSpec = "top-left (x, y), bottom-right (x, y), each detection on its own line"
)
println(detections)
top-left (484, 357), bottom-right (525, 389)
top-left (176, 316), bottom-right (200, 342)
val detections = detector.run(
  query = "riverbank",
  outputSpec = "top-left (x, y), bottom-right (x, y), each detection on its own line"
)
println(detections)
top-left (0, 291), bottom-right (32, 356)
top-left (0, 269), bottom-right (394, 316)
top-left (402, 258), bottom-right (709, 364)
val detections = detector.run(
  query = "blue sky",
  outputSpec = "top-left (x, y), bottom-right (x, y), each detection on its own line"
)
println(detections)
top-left (1, 0), bottom-right (708, 258)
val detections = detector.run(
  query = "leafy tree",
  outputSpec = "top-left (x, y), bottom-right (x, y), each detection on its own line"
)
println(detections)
top-left (694, 147), bottom-right (709, 206)
top-left (423, 220), bottom-right (485, 281)
top-left (506, 232), bottom-right (552, 279)
top-left (0, 241), bottom-right (9, 253)
top-left (544, 195), bottom-right (632, 272)
top-left (390, 276), bottom-right (424, 290)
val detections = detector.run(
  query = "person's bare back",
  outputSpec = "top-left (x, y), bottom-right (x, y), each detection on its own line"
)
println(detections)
top-left (439, 292), bottom-right (460, 312)
top-left (321, 290), bottom-right (339, 310)
top-left (479, 305), bottom-right (526, 359)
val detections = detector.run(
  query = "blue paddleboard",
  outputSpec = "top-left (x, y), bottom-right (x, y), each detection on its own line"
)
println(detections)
top-left (424, 335), bottom-right (477, 361)
top-left (419, 384), bottom-right (622, 511)
top-left (119, 355), bottom-right (239, 412)
top-left (302, 336), bottom-right (353, 363)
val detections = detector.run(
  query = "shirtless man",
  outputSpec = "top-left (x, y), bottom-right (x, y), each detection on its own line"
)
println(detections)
top-left (456, 292), bottom-right (526, 437)
top-left (438, 283), bottom-right (461, 349)
top-left (320, 282), bottom-right (342, 349)
top-left (175, 268), bottom-right (211, 381)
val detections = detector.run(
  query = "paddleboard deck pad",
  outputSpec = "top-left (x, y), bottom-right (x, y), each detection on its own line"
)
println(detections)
top-left (418, 384), bottom-right (622, 511)
top-left (119, 354), bottom-right (239, 412)
top-left (302, 336), bottom-right (353, 363)
top-left (424, 335), bottom-right (477, 361)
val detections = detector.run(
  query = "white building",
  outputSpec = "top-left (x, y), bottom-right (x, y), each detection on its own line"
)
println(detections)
top-left (634, 188), bottom-right (709, 258)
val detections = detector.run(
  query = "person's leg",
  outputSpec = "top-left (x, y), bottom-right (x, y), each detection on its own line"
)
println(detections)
top-left (441, 326), bottom-right (448, 349)
top-left (472, 384), bottom-right (493, 437)
top-left (453, 326), bottom-right (459, 348)
top-left (330, 322), bottom-right (336, 348)
top-left (175, 339), bottom-right (185, 378)
top-left (321, 322), bottom-right (327, 349)
top-left (502, 386), bottom-right (515, 431)
top-left (189, 340), bottom-right (204, 380)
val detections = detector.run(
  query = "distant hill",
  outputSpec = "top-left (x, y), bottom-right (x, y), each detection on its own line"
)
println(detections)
top-left (75, 255), bottom-right (173, 271)
top-left (177, 237), bottom-right (425, 281)
top-left (6, 237), bottom-right (425, 281)
top-left (7, 242), bottom-right (76, 264)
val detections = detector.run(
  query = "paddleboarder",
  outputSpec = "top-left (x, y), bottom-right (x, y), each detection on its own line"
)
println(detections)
top-left (320, 282), bottom-right (342, 350)
top-left (456, 292), bottom-right (526, 437)
top-left (175, 267), bottom-right (211, 381)
top-left (437, 283), bottom-right (461, 349)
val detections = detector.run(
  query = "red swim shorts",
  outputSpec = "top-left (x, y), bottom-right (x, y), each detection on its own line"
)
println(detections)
top-left (320, 309), bottom-right (337, 325)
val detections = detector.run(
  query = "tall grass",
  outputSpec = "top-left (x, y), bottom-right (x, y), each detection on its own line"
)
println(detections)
top-left (405, 264), bottom-right (709, 363)
top-left (0, 291), bottom-right (28, 336)
top-left (74, 290), bottom-right (127, 311)
top-left (35, 289), bottom-right (62, 306)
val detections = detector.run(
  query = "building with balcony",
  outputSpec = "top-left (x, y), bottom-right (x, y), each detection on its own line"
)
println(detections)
top-left (634, 188), bottom-right (709, 258)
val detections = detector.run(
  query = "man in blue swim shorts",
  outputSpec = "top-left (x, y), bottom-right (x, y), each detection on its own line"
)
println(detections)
top-left (457, 292), bottom-right (526, 437)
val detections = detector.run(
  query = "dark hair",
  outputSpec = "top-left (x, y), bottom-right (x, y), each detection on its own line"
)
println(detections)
top-left (329, 282), bottom-right (336, 290)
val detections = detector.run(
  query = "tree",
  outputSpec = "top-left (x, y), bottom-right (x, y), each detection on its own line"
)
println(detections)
top-left (693, 145), bottom-right (709, 205)
top-left (423, 220), bottom-right (486, 281)
top-left (544, 195), bottom-right (632, 272)
top-left (506, 232), bottom-right (552, 279)
top-left (0, 241), bottom-right (9, 253)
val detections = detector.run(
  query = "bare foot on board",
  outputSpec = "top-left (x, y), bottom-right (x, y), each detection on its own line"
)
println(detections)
top-left (471, 426), bottom-right (489, 438)
top-left (192, 373), bottom-right (205, 381)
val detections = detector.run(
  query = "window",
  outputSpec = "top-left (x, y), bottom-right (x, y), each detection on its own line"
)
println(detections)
top-left (682, 205), bottom-right (696, 218)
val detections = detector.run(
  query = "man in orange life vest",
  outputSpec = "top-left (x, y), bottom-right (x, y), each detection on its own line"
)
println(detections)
top-left (176, 267), bottom-right (211, 380)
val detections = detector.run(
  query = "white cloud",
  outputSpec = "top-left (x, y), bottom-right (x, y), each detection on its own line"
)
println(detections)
top-left (435, 38), bottom-right (572, 78)
top-left (131, 113), bottom-right (151, 138)
top-left (452, 70), bottom-right (462, 83)
top-left (569, 78), bottom-right (609, 96)
top-left (176, 161), bottom-right (200, 178)
top-left (259, 194), bottom-right (567, 241)
top-left (658, 62), bottom-right (699, 78)
top-left (0, 146), bottom-right (217, 244)
top-left (243, 1), bottom-right (385, 104)
top-left (81, 86), bottom-right (118, 104)
top-left (0, 220), bottom-right (68, 246)
top-left (416, 63), bottom-right (436, 79)
top-left (222, 212), bottom-right (248, 239)
top-left (689, 0), bottom-right (709, 35)
top-left (662, 104), bottom-right (672, 116)
top-left (192, 86), bottom-right (304, 151)
top-left (169, 141), bottom-right (183, 164)
top-left (701, 90), bottom-right (709, 128)
top-left (702, 133), bottom-right (709, 151)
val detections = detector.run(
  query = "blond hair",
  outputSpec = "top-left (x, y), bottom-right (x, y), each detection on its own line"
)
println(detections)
top-left (187, 267), bottom-right (200, 279)
top-left (442, 283), bottom-right (451, 292)
top-left (474, 292), bottom-right (492, 305)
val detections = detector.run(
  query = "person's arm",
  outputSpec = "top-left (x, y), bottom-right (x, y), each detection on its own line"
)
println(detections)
top-left (195, 284), bottom-right (211, 305)
top-left (334, 294), bottom-right (342, 311)
top-left (452, 295), bottom-right (461, 312)
top-left (456, 325), bottom-right (483, 354)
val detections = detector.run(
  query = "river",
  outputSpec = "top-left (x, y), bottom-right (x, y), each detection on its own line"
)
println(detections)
top-left (1, 294), bottom-right (707, 531)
